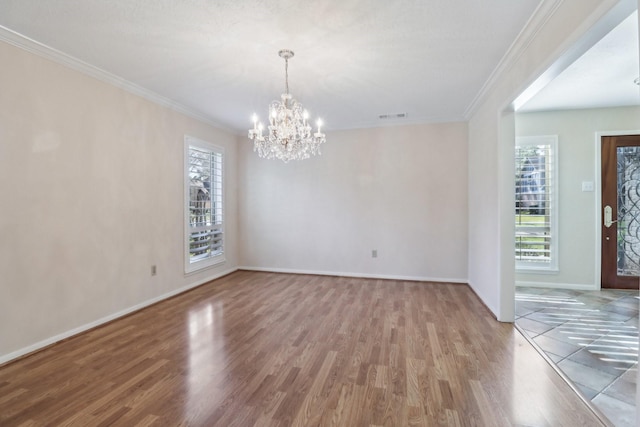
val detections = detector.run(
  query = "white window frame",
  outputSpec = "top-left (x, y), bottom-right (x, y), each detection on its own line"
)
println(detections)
top-left (515, 135), bottom-right (558, 272)
top-left (184, 136), bottom-right (225, 274)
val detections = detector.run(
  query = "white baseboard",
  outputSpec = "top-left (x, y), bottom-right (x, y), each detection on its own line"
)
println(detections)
top-left (466, 280), bottom-right (500, 320)
top-left (238, 266), bottom-right (468, 284)
top-left (515, 280), bottom-right (599, 291)
top-left (0, 267), bottom-right (238, 366)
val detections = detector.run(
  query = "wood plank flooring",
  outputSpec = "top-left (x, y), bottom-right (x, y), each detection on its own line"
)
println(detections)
top-left (0, 271), bottom-right (605, 426)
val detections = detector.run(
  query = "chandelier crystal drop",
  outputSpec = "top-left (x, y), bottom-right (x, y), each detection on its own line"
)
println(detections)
top-left (248, 49), bottom-right (326, 163)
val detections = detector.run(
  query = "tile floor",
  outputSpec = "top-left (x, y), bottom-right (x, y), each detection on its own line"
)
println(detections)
top-left (515, 287), bottom-right (639, 427)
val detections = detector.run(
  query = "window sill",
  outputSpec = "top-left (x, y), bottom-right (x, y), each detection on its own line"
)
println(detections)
top-left (185, 255), bottom-right (226, 275)
top-left (516, 267), bottom-right (559, 275)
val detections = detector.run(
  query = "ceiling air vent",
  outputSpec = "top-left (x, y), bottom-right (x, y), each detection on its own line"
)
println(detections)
top-left (379, 113), bottom-right (407, 120)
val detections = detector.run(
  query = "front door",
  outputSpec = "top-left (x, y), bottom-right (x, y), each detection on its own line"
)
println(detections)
top-left (601, 134), bottom-right (640, 289)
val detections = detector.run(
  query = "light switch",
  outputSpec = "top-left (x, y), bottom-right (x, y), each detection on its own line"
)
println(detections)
top-left (581, 181), bottom-right (594, 192)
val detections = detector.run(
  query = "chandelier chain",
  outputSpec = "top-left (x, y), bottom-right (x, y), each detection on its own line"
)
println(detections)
top-left (285, 56), bottom-right (289, 95)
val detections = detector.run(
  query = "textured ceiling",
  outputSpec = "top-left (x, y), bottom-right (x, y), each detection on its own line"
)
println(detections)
top-left (5, 0), bottom-right (638, 131)
top-left (0, 0), bottom-right (544, 131)
top-left (520, 10), bottom-right (640, 113)
top-left (1, 2), bottom-right (637, 130)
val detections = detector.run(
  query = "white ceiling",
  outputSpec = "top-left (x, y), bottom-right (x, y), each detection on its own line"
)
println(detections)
top-left (3, 2), bottom-right (636, 131)
top-left (0, 0), bottom-right (544, 132)
top-left (519, 10), bottom-right (640, 113)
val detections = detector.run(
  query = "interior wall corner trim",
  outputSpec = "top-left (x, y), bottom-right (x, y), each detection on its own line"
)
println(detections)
top-left (0, 24), bottom-right (234, 133)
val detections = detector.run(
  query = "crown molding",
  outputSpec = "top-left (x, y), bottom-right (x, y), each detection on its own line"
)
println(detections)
top-left (463, 0), bottom-right (565, 119)
top-left (0, 25), bottom-right (235, 133)
top-left (464, 0), bottom-right (636, 119)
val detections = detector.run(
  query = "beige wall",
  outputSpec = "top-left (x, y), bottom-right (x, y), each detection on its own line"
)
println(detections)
top-left (0, 41), bottom-right (239, 362)
top-left (516, 106), bottom-right (640, 289)
top-left (238, 123), bottom-right (469, 282)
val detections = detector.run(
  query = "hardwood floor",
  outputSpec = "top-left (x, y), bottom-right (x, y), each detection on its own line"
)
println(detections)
top-left (0, 271), bottom-right (605, 426)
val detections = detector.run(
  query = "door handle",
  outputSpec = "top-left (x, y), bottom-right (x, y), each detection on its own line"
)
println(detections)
top-left (604, 205), bottom-right (618, 228)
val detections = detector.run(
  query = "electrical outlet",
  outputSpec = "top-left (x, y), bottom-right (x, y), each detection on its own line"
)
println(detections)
top-left (372, 249), bottom-right (378, 258)
top-left (151, 265), bottom-right (157, 276)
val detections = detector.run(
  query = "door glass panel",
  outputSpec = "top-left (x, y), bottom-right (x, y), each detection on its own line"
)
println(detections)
top-left (617, 146), bottom-right (640, 275)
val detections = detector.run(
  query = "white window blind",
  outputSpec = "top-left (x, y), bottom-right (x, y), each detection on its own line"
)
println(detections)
top-left (515, 136), bottom-right (557, 271)
top-left (184, 137), bottom-right (224, 273)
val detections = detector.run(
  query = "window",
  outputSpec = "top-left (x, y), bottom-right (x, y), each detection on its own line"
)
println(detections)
top-left (184, 136), bottom-right (224, 273)
top-left (515, 136), bottom-right (557, 271)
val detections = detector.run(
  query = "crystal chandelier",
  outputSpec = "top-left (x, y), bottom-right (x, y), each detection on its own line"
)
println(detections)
top-left (248, 49), bottom-right (326, 163)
